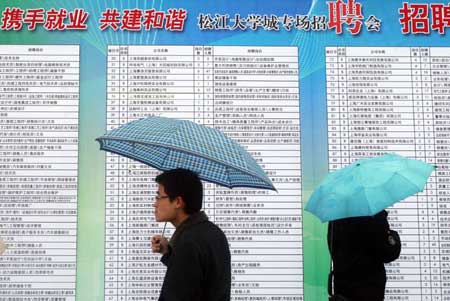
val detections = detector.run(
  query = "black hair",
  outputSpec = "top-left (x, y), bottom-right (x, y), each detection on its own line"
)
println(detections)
top-left (155, 168), bottom-right (203, 214)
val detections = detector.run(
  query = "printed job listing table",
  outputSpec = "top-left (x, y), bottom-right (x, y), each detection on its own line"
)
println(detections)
top-left (326, 46), bottom-right (450, 301)
top-left (0, 45), bottom-right (79, 300)
top-left (105, 45), bottom-right (302, 300)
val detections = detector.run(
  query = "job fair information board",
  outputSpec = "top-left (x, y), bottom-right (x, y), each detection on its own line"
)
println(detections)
top-left (0, 45), bottom-right (79, 299)
top-left (104, 45), bottom-right (302, 300)
top-left (1, 0), bottom-right (450, 300)
top-left (326, 46), bottom-right (450, 299)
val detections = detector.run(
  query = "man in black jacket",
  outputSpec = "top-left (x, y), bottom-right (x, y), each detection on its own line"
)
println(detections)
top-left (151, 168), bottom-right (231, 301)
top-left (328, 210), bottom-right (390, 301)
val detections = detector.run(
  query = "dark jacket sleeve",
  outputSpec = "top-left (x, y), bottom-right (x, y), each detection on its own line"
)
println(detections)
top-left (371, 210), bottom-right (390, 261)
top-left (159, 240), bottom-right (205, 301)
top-left (161, 253), bottom-right (170, 267)
top-left (160, 245), bottom-right (172, 267)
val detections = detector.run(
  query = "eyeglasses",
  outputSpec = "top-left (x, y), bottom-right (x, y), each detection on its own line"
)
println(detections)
top-left (155, 195), bottom-right (170, 201)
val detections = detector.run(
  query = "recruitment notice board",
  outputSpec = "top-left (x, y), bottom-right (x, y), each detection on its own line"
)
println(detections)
top-left (3, 1), bottom-right (450, 300)
top-left (326, 46), bottom-right (450, 301)
top-left (0, 45), bottom-right (80, 300)
top-left (104, 45), bottom-right (303, 301)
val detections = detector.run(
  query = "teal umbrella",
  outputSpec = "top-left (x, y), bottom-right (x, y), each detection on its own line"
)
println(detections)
top-left (305, 153), bottom-right (435, 222)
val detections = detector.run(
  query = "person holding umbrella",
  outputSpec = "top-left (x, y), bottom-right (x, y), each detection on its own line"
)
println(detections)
top-left (305, 153), bottom-right (435, 301)
top-left (150, 168), bottom-right (231, 301)
top-left (97, 116), bottom-right (276, 300)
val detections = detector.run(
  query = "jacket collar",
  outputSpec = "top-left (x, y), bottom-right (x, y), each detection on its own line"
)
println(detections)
top-left (169, 211), bottom-right (208, 249)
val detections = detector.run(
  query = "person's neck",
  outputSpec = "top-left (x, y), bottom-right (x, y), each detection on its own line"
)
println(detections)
top-left (171, 211), bottom-right (190, 228)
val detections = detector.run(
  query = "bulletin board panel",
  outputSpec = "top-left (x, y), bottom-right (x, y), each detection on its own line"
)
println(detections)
top-left (0, 1), bottom-right (449, 300)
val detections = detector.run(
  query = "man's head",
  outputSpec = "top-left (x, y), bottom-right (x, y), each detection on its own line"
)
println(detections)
top-left (153, 168), bottom-right (203, 225)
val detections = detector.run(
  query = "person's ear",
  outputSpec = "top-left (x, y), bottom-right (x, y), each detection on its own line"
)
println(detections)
top-left (174, 196), bottom-right (185, 209)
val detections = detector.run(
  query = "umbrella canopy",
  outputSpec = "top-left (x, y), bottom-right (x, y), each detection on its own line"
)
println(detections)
top-left (96, 116), bottom-right (275, 191)
top-left (305, 153), bottom-right (435, 222)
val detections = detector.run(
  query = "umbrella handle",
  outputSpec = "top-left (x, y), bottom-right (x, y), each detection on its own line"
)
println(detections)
top-left (329, 222), bottom-right (335, 296)
top-left (161, 222), bottom-right (167, 238)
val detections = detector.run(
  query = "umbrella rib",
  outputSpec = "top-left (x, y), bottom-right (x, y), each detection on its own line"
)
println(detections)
top-left (365, 170), bottom-right (425, 214)
top-left (97, 136), bottom-right (274, 188)
top-left (100, 144), bottom-right (226, 188)
top-left (100, 144), bottom-right (276, 190)
top-left (361, 186), bottom-right (376, 215)
top-left (225, 165), bottom-right (232, 188)
top-left (370, 170), bottom-right (422, 191)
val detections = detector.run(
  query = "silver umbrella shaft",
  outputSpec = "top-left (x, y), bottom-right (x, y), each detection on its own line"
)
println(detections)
top-left (161, 222), bottom-right (167, 238)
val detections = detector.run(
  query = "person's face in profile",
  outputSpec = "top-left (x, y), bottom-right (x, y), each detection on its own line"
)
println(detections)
top-left (153, 184), bottom-right (178, 223)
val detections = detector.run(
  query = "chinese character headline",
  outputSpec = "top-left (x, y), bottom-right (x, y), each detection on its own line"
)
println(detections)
top-left (1, 1), bottom-right (449, 35)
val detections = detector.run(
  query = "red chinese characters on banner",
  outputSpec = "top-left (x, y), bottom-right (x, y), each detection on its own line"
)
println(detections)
top-left (327, 0), bottom-right (364, 35)
top-left (66, 8), bottom-right (89, 30)
top-left (399, 2), bottom-right (450, 34)
top-left (165, 8), bottom-right (187, 31)
top-left (99, 8), bottom-right (120, 31)
top-left (121, 9), bottom-right (143, 31)
top-left (1, 7), bottom-right (24, 30)
top-left (399, 3), bottom-right (429, 34)
top-left (430, 3), bottom-right (450, 34)
top-left (1, 7), bottom-right (88, 31)
top-left (99, 8), bottom-right (187, 31)
top-left (23, 8), bottom-right (45, 30)
top-left (0, 7), bottom-right (186, 32)
top-left (44, 8), bottom-right (67, 31)
top-left (143, 9), bottom-right (165, 30)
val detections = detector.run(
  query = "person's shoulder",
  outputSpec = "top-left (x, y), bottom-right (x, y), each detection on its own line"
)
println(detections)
top-left (180, 221), bottom-right (228, 249)
top-left (374, 209), bottom-right (388, 219)
top-left (333, 215), bottom-right (372, 225)
top-left (195, 220), bottom-right (226, 235)
top-left (185, 220), bottom-right (227, 242)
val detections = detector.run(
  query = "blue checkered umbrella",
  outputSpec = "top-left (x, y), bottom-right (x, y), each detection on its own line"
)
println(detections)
top-left (96, 116), bottom-right (275, 191)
